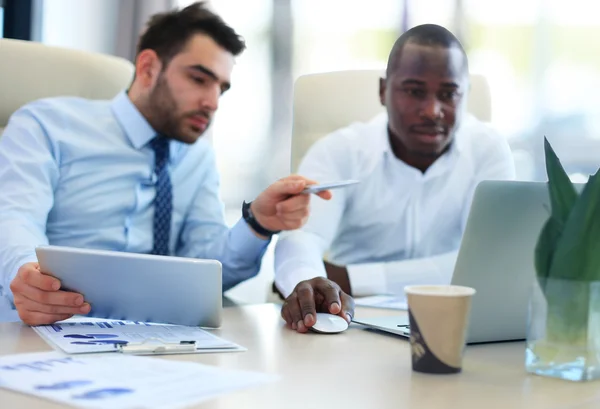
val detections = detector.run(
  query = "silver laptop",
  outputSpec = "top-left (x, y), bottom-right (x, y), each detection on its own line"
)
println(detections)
top-left (353, 180), bottom-right (565, 344)
top-left (35, 245), bottom-right (223, 327)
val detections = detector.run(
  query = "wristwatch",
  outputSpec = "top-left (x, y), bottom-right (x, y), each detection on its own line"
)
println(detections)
top-left (242, 201), bottom-right (281, 237)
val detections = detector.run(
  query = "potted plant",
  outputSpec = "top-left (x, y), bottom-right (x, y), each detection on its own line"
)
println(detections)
top-left (526, 137), bottom-right (600, 381)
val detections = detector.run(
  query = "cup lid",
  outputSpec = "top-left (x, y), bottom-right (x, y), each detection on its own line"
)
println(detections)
top-left (404, 284), bottom-right (476, 297)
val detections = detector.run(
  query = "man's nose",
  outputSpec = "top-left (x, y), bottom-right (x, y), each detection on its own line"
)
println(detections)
top-left (420, 96), bottom-right (443, 120)
top-left (201, 85), bottom-right (220, 112)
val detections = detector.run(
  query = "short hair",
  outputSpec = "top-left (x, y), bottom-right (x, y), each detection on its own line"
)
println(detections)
top-left (386, 24), bottom-right (467, 76)
top-left (136, 1), bottom-right (245, 68)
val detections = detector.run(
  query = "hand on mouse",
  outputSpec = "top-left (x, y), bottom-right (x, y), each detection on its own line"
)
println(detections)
top-left (10, 262), bottom-right (91, 326)
top-left (281, 277), bottom-right (354, 333)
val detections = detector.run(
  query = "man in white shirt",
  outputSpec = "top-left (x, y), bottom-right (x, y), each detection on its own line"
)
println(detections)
top-left (277, 24), bottom-right (515, 333)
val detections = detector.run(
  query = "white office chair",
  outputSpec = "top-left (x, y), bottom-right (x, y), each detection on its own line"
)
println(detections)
top-left (0, 39), bottom-right (134, 134)
top-left (290, 70), bottom-right (492, 172)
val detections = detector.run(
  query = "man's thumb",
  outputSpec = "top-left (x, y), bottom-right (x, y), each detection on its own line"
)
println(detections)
top-left (273, 179), bottom-right (306, 195)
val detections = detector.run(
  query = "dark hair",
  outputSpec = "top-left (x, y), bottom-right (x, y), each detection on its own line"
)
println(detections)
top-left (136, 1), bottom-right (245, 68)
top-left (386, 24), bottom-right (467, 76)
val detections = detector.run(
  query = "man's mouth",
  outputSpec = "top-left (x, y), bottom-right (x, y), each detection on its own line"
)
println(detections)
top-left (411, 126), bottom-right (445, 136)
top-left (187, 115), bottom-right (210, 132)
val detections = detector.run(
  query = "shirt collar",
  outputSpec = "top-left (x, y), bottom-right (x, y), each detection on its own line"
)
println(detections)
top-left (111, 91), bottom-right (157, 150)
top-left (111, 91), bottom-right (188, 163)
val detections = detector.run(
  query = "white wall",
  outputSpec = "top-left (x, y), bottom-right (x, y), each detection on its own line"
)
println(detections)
top-left (40, 0), bottom-right (120, 55)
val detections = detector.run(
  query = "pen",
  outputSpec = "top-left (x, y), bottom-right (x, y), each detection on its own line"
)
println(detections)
top-left (115, 340), bottom-right (197, 355)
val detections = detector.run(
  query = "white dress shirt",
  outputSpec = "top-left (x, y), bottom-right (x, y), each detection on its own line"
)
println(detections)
top-left (274, 112), bottom-right (515, 298)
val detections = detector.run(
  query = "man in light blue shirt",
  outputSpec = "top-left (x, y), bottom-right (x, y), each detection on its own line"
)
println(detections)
top-left (0, 2), bottom-right (333, 325)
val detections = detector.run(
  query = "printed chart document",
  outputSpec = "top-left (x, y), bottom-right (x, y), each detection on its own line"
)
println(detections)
top-left (33, 317), bottom-right (244, 355)
top-left (0, 351), bottom-right (277, 409)
top-left (354, 295), bottom-right (408, 310)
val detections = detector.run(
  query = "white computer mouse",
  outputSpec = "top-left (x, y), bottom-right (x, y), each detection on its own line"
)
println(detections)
top-left (310, 313), bottom-right (349, 334)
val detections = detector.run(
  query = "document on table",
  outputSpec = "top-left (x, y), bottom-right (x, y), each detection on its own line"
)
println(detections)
top-left (0, 351), bottom-right (278, 409)
top-left (33, 316), bottom-right (244, 355)
top-left (354, 295), bottom-right (408, 310)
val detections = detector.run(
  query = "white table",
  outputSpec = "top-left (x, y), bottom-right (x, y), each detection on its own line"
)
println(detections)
top-left (1, 304), bottom-right (599, 408)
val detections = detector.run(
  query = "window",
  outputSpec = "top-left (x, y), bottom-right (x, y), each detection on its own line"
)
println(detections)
top-left (0, 0), bottom-right (6, 38)
top-left (178, 0), bottom-right (600, 186)
top-left (1, 0), bottom-right (34, 40)
top-left (178, 0), bottom-right (275, 214)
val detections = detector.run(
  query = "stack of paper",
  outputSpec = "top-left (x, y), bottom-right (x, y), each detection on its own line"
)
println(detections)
top-left (0, 351), bottom-right (277, 409)
top-left (33, 317), bottom-right (244, 355)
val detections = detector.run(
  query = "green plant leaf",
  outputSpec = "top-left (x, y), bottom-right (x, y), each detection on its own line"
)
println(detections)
top-left (535, 216), bottom-right (562, 283)
top-left (548, 170), bottom-right (600, 281)
top-left (536, 138), bottom-right (578, 282)
top-left (544, 137), bottom-right (578, 225)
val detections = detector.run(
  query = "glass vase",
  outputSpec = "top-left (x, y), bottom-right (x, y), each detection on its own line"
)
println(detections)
top-left (526, 277), bottom-right (600, 381)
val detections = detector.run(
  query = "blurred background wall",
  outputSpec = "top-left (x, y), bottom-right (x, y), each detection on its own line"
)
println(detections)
top-left (2, 0), bottom-right (600, 302)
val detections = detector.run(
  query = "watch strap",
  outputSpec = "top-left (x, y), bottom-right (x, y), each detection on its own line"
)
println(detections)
top-left (242, 201), bottom-right (281, 237)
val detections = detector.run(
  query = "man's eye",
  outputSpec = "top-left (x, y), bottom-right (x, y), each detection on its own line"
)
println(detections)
top-left (404, 88), bottom-right (425, 98)
top-left (192, 77), bottom-right (206, 85)
top-left (440, 91), bottom-right (458, 100)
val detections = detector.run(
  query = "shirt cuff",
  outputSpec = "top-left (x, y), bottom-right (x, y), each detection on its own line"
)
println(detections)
top-left (347, 263), bottom-right (387, 297)
top-left (229, 218), bottom-right (270, 259)
top-left (275, 266), bottom-right (324, 298)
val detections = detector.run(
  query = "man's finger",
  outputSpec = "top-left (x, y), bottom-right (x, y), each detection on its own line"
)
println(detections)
top-left (271, 178), bottom-right (307, 196)
top-left (281, 218), bottom-right (307, 231)
top-left (340, 293), bottom-right (356, 323)
top-left (280, 301), bottom-right (288, 320)
top-left (278, 208), bottom-right (310, 222)
top-left (281, 301), bottom-right (291, 322)
top-left (275, 195), bottom-right (310, 214)
top-left (18, 284), bottom-right (84, 307)
top-left (21, 268), bottom-right (61, 292)
top-left (281, 174), bottom-right (317, 184)
top-left (296, 283), bottom-right (317, 327)
top-left (286, 295), bottom-right (305, 332)
top-left (281, 306), bottom-right (294, 329)
top-left (14, 295), bottom-right (90, 316)
top-left (311, 278), bottom-right (342, 315)
top-left (315, 190), bottom-right (333, 200)
top-left (315, 280), bottom-right (342, 315)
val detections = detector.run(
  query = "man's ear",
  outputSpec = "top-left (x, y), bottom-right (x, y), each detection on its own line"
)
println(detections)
top-left (379, 77), bottom-right (387, 106)
top-left (134, 49), bottom-right (163, 89)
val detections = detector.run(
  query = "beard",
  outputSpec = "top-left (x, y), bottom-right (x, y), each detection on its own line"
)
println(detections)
top-left (145, 75), bottom-right (210, 144)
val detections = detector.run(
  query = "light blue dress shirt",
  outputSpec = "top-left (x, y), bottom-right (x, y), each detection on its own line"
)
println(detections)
top-left (0, 91), bottom-right (269, 302)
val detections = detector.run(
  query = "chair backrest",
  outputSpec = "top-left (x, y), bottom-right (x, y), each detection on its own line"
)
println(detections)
top-left (0, 39), bottom-right (135, 132)
top-left (290, 69), bottom-right (492, 172)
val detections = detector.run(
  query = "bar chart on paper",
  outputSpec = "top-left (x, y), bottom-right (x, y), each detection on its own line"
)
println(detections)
top-left (0, 351), bottom-right (278, 409)
top-left (33, 317), bottom-right (243, 354)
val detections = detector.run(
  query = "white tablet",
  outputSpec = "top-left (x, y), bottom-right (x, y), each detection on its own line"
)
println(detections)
top-left (35, 245), bottom-right (222, 328)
